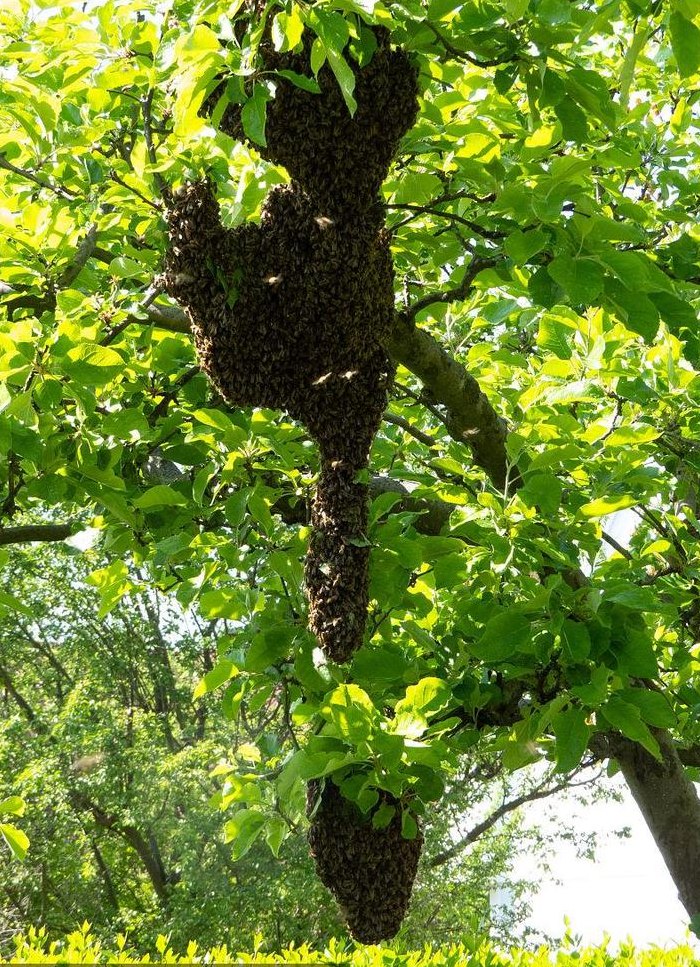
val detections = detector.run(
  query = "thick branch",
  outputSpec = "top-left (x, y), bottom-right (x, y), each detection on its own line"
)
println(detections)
top-left (677, 745), bottom-right (700, 768)
top-left (608, 728), bottom-right (700, 919)
top-left (387, 312), bottom-right (513, 490)
top-left (56, 224), bottom-right (98, 289)
top-left (72, 793), bottom-right (172, 903)
top-left (0, 523), bottom-right (75, 545)
top-left (0, 662), bottom-right (38, 723)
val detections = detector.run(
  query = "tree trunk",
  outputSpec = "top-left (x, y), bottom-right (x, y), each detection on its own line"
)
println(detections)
top-left (611, 728), bottom-right (700, 920)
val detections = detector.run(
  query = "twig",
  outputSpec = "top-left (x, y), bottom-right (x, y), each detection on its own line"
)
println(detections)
top-left (384, 412), bottom-right (437, 447)
top-left (109, 170), bottom-right (162, 211)
top-left (141, 90), bottom-right (169, 203)
top-left (426, 22), bottom-right (520, 68)
top-left (406, 256), bottom-right (498, 321)
top-left (601, 529), bottom-right (633, 560)
top-left (386, 203), bottom-right (505, 240)
top-left (0, 154), bottom-right (78, 200)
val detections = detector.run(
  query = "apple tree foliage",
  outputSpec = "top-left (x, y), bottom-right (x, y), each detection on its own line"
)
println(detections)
top-left (2, 0), bottom-right (700, 922)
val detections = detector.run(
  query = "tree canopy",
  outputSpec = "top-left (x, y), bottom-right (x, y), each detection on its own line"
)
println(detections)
top-left (2, 0), bottom-right (700, 942)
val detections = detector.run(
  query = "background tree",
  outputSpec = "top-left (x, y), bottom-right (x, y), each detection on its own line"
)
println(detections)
top-left (1, 0), bottom-right (700, 941)
top-left (0, 541), bottom-right (596, 950)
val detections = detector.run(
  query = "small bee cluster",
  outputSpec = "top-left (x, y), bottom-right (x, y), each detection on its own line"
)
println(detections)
top-left (307, 780), bottom-right (423, 943)
top-left (165, 22), bottom-right (419, 665)
top-left (214, 26), bottom-right (419, 216)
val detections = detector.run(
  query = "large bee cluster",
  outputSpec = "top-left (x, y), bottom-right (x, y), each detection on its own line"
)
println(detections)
top-left (307, 780), bottom-right (423, 943)
top-left (165, 23), bottom-right (419, 664)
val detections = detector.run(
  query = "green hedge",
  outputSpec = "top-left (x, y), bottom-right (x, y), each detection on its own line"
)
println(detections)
top-left (2, 925), bottom-right (698, 966)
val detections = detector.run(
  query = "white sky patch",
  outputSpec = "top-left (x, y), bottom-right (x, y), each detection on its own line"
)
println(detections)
top-left (514, 776), bottom-right (696, 947)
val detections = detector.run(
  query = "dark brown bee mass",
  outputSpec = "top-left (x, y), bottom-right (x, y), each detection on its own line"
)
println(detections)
top-left (307, 780), bottom-right (423, 944)
top-left (164, 25), bottom-right (419, 664)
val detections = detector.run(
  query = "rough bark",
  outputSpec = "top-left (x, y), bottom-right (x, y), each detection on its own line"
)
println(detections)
top-left (610, 728), bottom-right (700, 920)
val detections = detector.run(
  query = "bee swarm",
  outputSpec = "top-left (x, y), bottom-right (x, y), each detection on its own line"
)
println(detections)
top-left (165, 23), bottom-right (418, 664)
top-left (307, 780), bottom-right (423, 944)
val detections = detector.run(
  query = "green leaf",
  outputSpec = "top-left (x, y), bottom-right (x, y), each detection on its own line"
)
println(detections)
top-left (617, 688), bottom-right (675, 728)
top-left (614, 626), bottom-right (659, 679)
top-left (134, 485), bottom-right (188, 510)
top-left (547, 254), bottom-right (604, 304)
top-left (193, 659), bottom-right (238, 699)
top-left (272, 8), bottom-right (305, 52)
top-left (560, 620), bottom-right (591, 662)
top-left (265, 817), bottom-right (288, 858)
top-left (320, 684), bottom-right (378, 742)
top-left (394, 171), bottom-right (443, 206)
top-left (504, 228), bottom-right (548, 264)
top-left (306, 10), bottom-right (356, 113)
top-left (565, 67), bottom-right (615, 128)
top-left (306, 9), bottom-right (350, 51)
top-left (109, 256), bottom-right (145, 279)
top-left (519, 473), bottom-right (562, 514)
top-left (0, 589), bottom-right (33, 616)
top-left (601, 696), bottom-right (660, 759)
top-left (351, 645), bottom-right (411, 684)
top-left (245, 626), bottom-right (295, 672)
top-left (0, 797), bottom-right (26, 817)
top-left (579, 494), bottom-right (637, 517)
top-left (224, 809), bottom-right (267, 860)
top-left (276, 70), bottom-right (321, 93)
top-left (536, 311), bottom-right (577, 359)
top-left (554, 96), bottom-right (588, 143)
top-left (325, 45), bottom-right (357, 114)
top-left (199, 587), bottom-right (246, 620)
top-left (248, 487), bottom-right (275, 534)
top-left (371, 802), bottom-right (396, 829)
top-left (396, 677), bottom-right (452, 717)
top-left (62, 344), bottom-right (124, 387)
top-left (471, 612), bottom-right (531, 661)
top-left (0, 822), bottom-right (29, 861)
top-left (225, 489), bottom-right (249, 528)
top-left (401, 810), bottom-right (419, 840)
top-left (241, 85), bottom-right (270, 146)
top-left (669, 12), bottom-right (700, 78)
top-left (552, 707), bottom-right (590, 773)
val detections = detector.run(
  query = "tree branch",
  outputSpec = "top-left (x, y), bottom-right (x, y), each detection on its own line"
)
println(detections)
top-left (0, 522), bottom-right (76, 545)
top-left (387, 312), bottom-right (514, 490)
top-left (429, 771), bottom-right (581, 867)
top-left (405, 256), bottom-right (499, 323)
top-left (425, 22), bottom-right (520, 68)
top-left (1, 225), bottom-right (98, 316)
top-left (384, 412), bottom-right (437, 447)
top-left (0, 153), bottom-right (78, 200)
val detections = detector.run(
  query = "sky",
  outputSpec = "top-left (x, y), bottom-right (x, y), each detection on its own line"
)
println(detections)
top-left (507, 775), bottom-right (696, 948)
